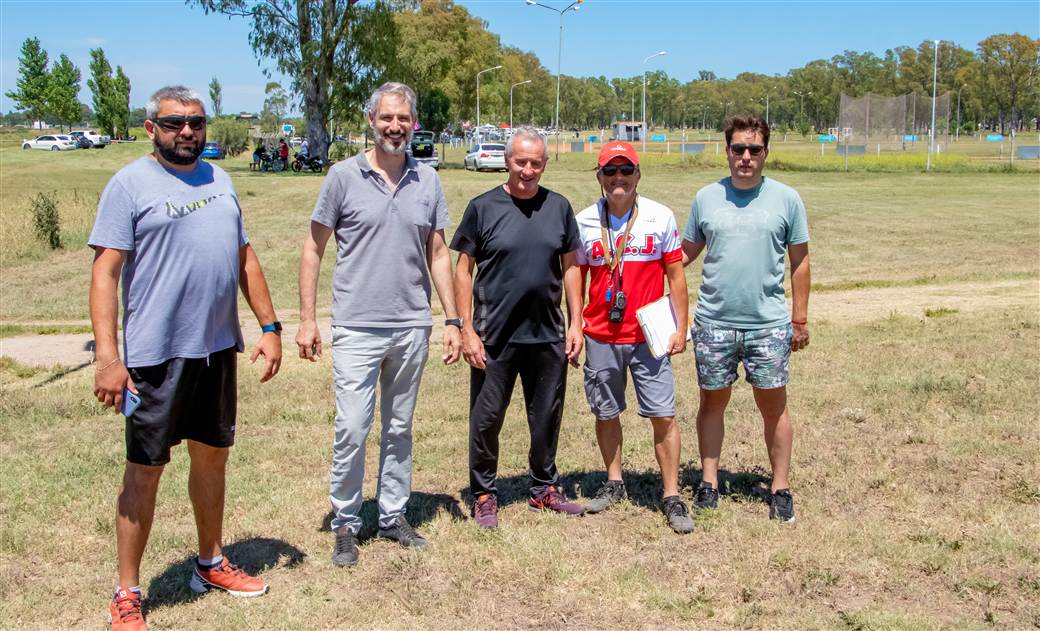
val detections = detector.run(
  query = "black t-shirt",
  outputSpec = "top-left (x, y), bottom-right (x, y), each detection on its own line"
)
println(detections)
top-left (450, 185), bottom-right (581, 346)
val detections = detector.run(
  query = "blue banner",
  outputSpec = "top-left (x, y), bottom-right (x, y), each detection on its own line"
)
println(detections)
top-left (651, 134), bottom-right (666, 142)
top-left (819, 134), bottom-right (836, 142)
top-left (986, 134), bottom-right (1004, 142)
top-left (903, 134), bottom-right (917, 142)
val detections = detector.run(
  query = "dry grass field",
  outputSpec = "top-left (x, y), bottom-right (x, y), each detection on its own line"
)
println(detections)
top-left (1, 135), bottom-right (1038, 630)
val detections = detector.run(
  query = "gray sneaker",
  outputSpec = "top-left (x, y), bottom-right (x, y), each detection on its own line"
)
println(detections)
top-left (377, 514), bottom-right (429, 549)
top-left (694, 480), bottom-right (719, 511)
top-left (769, 489), bottom-right (796, 523)
top-left (332, 526), bottom-right (359, 567)
top-left (663, 495), bottom-right (695, 534)
top-left (584, 480), bottom-right (627, 514)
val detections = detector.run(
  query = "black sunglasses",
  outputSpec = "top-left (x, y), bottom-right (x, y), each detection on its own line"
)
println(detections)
top-left (729, 143), bottom-right (765, 156)
top-left (154, 115), bottom-right (207, 131)
top-left (600, 164), bottom-right (637, 176)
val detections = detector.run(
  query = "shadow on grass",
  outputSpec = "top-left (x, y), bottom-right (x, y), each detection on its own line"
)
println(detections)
top-left (318, 491), bottom-right (468, 539)
top-left (145, 537), bottom-right (305, 612)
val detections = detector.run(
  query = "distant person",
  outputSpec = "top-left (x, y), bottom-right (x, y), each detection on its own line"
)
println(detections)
top-left (451, 127), bottom-right (585, 529)
top-left (299, 137), bottom-right (309, 158)
top-left (251, 143), bottom-right (264, 171)
top-left (278, 138), bottom-right (289, 168)
top-left (89, 85), bottom-right (282, 631)
top-left (575, 142), bottom-right (693, 534)
top-left (682, 114), bottom-right (811, 523)
top-left (296, 82), bottom-right (461, 567)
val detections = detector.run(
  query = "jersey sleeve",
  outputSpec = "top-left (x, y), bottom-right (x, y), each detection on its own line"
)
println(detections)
top-left (682, 193), bottom-right (705, 243)
top-left (88, 177), bottom-right (136, 251)
top-left (787, 190), bottom-right (810, 245)
top-left (661, 210), bottom-right (682, 263)
top-left (449, 200), bottom-right (480, 257)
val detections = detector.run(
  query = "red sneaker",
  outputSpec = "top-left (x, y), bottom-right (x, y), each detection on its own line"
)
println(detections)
top-left (109, 588), bottom-right (146, 631)
top-left (189, 558), bottom-right (268, 598)
top-left (528, 485), bottom-right (584, 516)
top-left (472, 493), bottom-right (499, 529)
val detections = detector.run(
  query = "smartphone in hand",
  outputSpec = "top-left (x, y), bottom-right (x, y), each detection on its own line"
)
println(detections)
top-left (121, 390), bottom-right (141, 417)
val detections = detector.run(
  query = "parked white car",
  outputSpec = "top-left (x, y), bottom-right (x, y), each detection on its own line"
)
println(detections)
top-left (21, 135), bottom-right (78, 151)
top-left (464, 143), bottom-right (507, 171)
top-left (70, 129), bottom-right (110, 148)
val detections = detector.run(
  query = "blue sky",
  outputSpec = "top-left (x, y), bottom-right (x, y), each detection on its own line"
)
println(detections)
top-left (1, 0), bottom-right (1036, 115)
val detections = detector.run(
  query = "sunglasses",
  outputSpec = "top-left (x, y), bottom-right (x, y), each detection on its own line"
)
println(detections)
top-left (153, 115), bottom-right (207, 131)
top-left (729, 143), bottom-right (765, 156)
top-left (600, 164), bottom-right (637, 176)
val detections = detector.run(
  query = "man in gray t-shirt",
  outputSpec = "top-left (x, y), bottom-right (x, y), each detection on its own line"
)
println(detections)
top-left (89, 86), bottom-right (281, 627)
top-left (682, 114), bottom-right (811, 524)
top-left (297, 82), bottom-right (461, 567)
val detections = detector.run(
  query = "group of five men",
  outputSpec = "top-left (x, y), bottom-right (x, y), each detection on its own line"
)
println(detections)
top-left (90, 82), bottom-right (810, 630)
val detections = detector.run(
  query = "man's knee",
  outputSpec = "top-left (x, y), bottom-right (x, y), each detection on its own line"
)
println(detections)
top-left (187, 441), bottom-right (230, 470)
top-left (753, 387), bottom-right (788, 419)
top-left (122, 462), bottom-right (164, 493)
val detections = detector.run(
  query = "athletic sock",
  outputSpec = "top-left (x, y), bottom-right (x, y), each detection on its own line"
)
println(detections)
top-left (196, 554), bottom-right (224, 569)
top-left (114, 585), bottom-right (142, 597)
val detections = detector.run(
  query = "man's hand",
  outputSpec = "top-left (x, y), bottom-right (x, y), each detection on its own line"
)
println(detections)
top-left (296, 319), bottom-right (322, 361)
top-left (251, 332), bottom-right (282, 382)
top-left (442, 326), bottom-right (462, 365)
top-left (461, 327), bottom-right (487, 369)
top-left (666, 330), bottom-right (687, 356)
top-left (791, 323), bottom-right (810, 352)
top-left (565, 325), bottom-right (584, 367)
top-left (94, 360), bottom-right (136, 412)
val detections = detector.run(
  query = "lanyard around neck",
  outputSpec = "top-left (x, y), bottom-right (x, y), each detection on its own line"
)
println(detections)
top-left (600, 197), bottom-right (639, 275)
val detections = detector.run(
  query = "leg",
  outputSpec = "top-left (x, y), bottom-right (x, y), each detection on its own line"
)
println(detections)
top-left (329, 327), bottom-right (386, 534)
top-left (187, 441), bottom-right (229, 559)
top-left (518, 343), bottom-right (568, 493)
top-left (116, 462), bottom-right (165, 588)
top-left (374, 327), bottom-right (429, 529)
top-left (753, 387), bottom-right (792, 491)
top-left (696, 387), bottom-right (731, 488)
top-left (583, 337), bottom-right (628, 482)
top-left (650, 417), bottom-right (681, 498)
top-left (594, 417), bottom-right (623, 481)
top-left (469, 344), bottom-right (519, 496)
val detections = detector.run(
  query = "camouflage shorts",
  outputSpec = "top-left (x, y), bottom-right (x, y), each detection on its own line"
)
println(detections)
top-left (692, 321), bottom-right (793, 390)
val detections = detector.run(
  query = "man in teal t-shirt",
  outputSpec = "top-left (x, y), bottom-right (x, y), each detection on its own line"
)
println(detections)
top-left (681, 114), bottom-right (811, 523)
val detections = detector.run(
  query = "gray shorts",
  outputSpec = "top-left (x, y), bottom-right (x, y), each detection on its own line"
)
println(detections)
top-left (582, 336), bottom-right (676, 420)
top-left (692, 321), bottom-right (793, 390)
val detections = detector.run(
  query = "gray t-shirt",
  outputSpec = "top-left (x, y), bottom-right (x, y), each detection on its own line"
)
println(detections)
top-left (683, 176), bottom-right (810, 329)
top-left (88, 156), bottom-right (248, 367)
top-left (310, 152), bottom-right (449, 328)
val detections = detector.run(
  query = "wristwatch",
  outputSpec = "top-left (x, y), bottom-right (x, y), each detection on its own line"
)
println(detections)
top-left (444, 318), bottom-right (464, 328)
top-left (261, 321), bottom-right (283, 334)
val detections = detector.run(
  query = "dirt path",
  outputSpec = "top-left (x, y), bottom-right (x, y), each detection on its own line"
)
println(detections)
top-left (1, 279), bottom-right (1036, 369)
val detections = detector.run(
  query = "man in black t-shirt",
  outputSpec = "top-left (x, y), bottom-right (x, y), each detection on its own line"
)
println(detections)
top-left (451, 127), bottom-right (585, 529)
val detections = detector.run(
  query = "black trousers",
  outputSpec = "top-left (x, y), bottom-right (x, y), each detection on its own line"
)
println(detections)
top-left (469, 342), bottom-right (567, 497)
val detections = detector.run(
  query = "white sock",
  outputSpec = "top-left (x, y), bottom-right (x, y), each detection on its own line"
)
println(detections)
top-left (197, 554), bottom-right (224, 568)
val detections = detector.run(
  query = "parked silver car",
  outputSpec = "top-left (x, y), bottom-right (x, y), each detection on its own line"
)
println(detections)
top-left (464, 143), bottom-right (506, 172)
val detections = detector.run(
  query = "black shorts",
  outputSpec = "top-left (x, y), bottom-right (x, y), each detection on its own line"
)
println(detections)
top-left (125, 347), bottom-right (238, 466)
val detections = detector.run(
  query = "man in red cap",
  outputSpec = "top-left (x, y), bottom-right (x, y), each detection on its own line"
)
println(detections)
top-left (575, 141), bottom-right (693, 533)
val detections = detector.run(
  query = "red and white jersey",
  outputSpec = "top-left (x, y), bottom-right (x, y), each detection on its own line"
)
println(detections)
top-left (576, 196), bottom-right (682, 343)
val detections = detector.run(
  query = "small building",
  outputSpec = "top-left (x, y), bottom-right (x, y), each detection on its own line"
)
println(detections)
top-left (612, 120), bottom-right (645, 142)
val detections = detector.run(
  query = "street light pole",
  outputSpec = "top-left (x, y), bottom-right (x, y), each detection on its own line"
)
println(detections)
top-left (510, 79), bottom-right (532, 130)
top-left (927, 39), bottom-right (939, 171)
top-left (642, 50), bottom-right (666, 152)
top-left (526, 0), bottom-right (583, 160)
top-left (956, 84), bottom-right (965, 141)
top-left (476, 65), bottom-right (502, 145)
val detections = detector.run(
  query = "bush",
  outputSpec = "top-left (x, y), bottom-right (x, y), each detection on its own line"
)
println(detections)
top-left (30, 191), bottom-right (61, 250)
top-left (328, 141), bottom-right (360, 163)
top-left (208, 119), bottom-right (250, 156)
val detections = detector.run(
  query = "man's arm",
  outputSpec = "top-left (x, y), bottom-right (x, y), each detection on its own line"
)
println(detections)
top-left (664, 258), bottom-right (689, 355)
top-left (89, 247), bottom-right (133, 411)
top-left (296, 221), bottom-right (333, 361)
top-left (788, 242), bottom-right (811, 352)
top-left (453, 251), bottom-right (486, 369)
top-left (427, 228), bottom-right (461, 365)
top-left (240, 244), bottom-right (281, 383)
top-left (561, 250), bottom-right (584, 367)
top-left (681, 239), bottom-right (705, 267)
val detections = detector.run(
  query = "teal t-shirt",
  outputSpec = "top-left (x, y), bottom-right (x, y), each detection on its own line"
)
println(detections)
top-left (683, 176), bottom-right (809, 329)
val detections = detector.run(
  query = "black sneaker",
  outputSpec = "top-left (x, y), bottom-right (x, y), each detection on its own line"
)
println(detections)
top-left (662, 495), bottom-right (695, 534)
top-left (332, 526), bottom-right (359, 567)
top-left (769, 489), bottom-right (796, 523)
top-left (694, 480), bottom-right (719, 511)
top-left (377, 514), bottom-right (429, 549)
top-left (584, 480), bottom-right (627, 514)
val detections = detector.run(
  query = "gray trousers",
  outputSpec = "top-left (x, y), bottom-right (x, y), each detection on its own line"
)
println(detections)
top-left (329, 326), bottom-right (430, 533)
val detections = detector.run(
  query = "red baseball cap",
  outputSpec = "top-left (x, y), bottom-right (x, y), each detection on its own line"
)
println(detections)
top-left (597, 141), bottom-right (640, 167)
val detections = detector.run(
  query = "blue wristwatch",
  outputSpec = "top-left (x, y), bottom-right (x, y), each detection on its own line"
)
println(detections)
top-left (261, 321), bottom-right (283, 334)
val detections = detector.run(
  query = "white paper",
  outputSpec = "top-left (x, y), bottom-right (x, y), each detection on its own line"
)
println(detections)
top-left (635, 295), bottom-right (679, 359)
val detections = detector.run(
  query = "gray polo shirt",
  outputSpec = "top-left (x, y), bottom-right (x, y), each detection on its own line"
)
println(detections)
top-left (311, 152), bottom-right (449, 328)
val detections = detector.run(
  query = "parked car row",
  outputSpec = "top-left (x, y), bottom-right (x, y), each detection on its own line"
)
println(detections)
top-left (463, 143), bottom-right (506, 171)
top-left (22, 129), bottom-right (111, 151)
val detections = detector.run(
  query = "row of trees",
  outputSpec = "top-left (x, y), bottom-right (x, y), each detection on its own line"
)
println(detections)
top-left (5, 37), bottom-right (132, 137)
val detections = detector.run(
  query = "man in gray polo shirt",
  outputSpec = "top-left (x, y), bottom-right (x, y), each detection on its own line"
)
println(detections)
top-left (297, 82), bottom-right (461, 567)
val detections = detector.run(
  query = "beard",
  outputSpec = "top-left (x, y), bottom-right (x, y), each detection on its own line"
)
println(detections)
top-left (373, 127), bottom-right (410, 155)
top-left (154, 133), bottom-right (204, 165)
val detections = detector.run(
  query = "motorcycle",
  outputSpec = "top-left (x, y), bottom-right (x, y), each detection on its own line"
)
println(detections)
top-left (258, 150), bottom-right (285, 172)
top-left (291, 151), bottom-right (324, 173)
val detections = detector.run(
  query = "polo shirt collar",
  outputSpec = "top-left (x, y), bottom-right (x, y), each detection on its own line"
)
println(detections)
top-left (356, 150), bottom-right (419, 176)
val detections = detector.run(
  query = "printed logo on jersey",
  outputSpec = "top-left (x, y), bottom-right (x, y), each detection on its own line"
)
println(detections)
top-left (164, 193), bottom-right (228, 219)
top-left (588, 233), bottom-right (658, 260)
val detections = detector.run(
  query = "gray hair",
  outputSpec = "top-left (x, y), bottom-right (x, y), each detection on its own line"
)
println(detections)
top-left (505, 126), bottom-right (548, 161)
top-left (367, 82), bottom-right (417, 120)
top-left (146, 85), bottom-right (206, 120)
